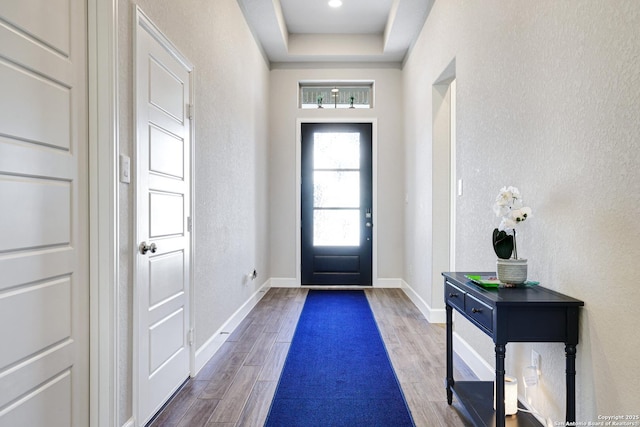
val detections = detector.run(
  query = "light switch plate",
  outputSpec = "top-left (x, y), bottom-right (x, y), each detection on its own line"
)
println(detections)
top-left (120, 154), bottom-right (130, 184)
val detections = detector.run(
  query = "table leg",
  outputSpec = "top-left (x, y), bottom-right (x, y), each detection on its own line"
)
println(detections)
top-left (566, 344), bottom-right (577, 423)
top-left (495, 344), bottom-right (506, 427)
top-left (446, 304), bottom-right (454, 405)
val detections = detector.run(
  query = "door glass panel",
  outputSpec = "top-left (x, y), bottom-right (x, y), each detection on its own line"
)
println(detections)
top-left (312, 131), bottom-right (361, 247)
top-left (314, 133), bottom-right (360, 169)
top-left (314, 171), bottom-right (359, 208)
top-left (313, 209), bottom-right (359, 246)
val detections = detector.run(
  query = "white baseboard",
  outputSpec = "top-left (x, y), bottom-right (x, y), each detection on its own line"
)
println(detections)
top-left (400, 280), bottom-right (446, 323)
top-left (193, 280), bottom-right (270, 375)
top-left (269, 277), bottom-right (298, 288)
top-left (452, 331), bottom-right (494, 381)
top-left (375, 278), bottom-right (402, 288)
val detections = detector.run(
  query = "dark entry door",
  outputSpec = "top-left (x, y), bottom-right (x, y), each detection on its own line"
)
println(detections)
top-left (301, 123), bottom-right (373, 285)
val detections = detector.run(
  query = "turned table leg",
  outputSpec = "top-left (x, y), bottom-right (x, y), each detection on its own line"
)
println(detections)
top-left (566, 344), bottom-right (577, 423)
top-left (446, 305), bottom-right (454, 405)
top-left (495, 344), bottom-right (506, 427)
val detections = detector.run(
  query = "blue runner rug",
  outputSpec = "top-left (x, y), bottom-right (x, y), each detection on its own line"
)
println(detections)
top-left (265, 290), bottom-right (415, 427)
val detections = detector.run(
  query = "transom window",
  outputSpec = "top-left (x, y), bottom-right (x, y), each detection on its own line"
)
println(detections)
top-left (299, 82), bottom-right (373, 109)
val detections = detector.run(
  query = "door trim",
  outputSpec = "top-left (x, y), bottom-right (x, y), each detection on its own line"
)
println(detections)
top-left (449, 78), bottom-right (457, 271)
top-left (432, 62), bottom-right (456, 296)
top-left (133, 7), bottom-right (195, 424)
top-left (295, 118), bottom-right (378, 287)
top-left (88, 0), bottom-right (119, 426)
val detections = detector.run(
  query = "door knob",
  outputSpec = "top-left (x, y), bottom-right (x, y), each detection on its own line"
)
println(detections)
top-left (139, 241), bottom-right (157, 255)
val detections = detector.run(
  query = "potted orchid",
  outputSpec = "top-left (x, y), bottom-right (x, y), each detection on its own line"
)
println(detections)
top-left (492, 186), bottom-right (532, 285)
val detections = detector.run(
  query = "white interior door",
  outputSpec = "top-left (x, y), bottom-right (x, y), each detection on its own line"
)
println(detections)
top-left (135, 9), bottom-right (193, 425)
top-left (0, 0), bottom-right (89, 426)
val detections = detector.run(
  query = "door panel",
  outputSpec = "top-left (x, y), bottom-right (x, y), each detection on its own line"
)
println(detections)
top-left (314, 255), bottom-right (360, 272)
top-left (301, 123), bottom-right (373, 285)
top-left (149, 58), bottom-right (185, 121)
top-left (0, 0), bottom-right (88, 425)
top-left (0, 278), bottom-right (71, 369)
top-left (0, 373), bottom-right (72, 427)
top-left (149, 252), bottom-right (185, 305)
top-left (150, 126), bottom-right (185, 177)
top-left (136, 10), bottom-right (192, 425)
top-left (0, 0), bottom-right (71, 55)
top-left (149, 308), bottom-right (185, 373)
top-left (0, 178), bottom-right (71, 251)
top-left (150, 192), bottom-right (185, 237)
top-left (0, 61), bottom-right (71, 149)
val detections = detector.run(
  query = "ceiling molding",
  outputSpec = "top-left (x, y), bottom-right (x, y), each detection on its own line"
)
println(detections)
top-left (270, 61), bottom-right (403, 70)
top-left (237, 0), bottom-right (433, 65)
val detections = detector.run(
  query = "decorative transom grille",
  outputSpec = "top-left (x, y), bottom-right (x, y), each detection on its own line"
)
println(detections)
top-left (299, 83), bottom-right (373, 109)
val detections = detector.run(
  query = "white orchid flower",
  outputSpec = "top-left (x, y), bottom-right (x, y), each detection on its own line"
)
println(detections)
top-left (495, 187), bottom-right (512, 206)
top-left (507, 186), bottom-right (521, 199)
top-left (511, 207), bottom-right (531, 223)
top-left (511, 197), bottom-right (523, 209)
top-left (493, 186), bottom-right (532, 260)
top-left (493, 203), bottom-right (510, 217)
top-left (499, 217), bottom-right (517, 232)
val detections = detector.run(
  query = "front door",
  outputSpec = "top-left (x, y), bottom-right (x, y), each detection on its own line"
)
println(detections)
top-left (301, 123), bottom-right (373, 286)
top-left (135, 10), bottom-right (192, 425)
top-left (0, 0), bottom-right (89, 425)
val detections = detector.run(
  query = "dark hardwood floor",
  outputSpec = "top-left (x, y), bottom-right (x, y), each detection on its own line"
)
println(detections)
top-left (147, 287), bottom-right (475, 427)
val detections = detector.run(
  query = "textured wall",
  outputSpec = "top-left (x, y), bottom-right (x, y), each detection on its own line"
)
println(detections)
top-left (117, 0), bottom-right (270, 424)
top-left (404, 0), bottom-right (640, 422)
top-left (269, 67), bottom-right (405, 282)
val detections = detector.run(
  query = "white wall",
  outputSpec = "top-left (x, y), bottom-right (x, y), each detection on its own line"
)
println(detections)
top-left (116, 0), bottom-right (270, 424)
top-left (404, 0), bottom-right (640, 422)
top-left (268, 66), bottom-right (405, 284)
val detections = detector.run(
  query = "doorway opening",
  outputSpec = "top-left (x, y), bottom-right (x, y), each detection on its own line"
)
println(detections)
top-left (432, 60), bottom-right (457, 292)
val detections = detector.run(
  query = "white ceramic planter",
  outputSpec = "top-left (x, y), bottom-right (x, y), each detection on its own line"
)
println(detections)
top-left (496, 258), bottom-right (527, 285)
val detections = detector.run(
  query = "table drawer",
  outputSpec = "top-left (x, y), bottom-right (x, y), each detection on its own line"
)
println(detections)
top-left (445, 281), bottom-right (465, 311)
top-left (464, 294), bottom-right (493, 332)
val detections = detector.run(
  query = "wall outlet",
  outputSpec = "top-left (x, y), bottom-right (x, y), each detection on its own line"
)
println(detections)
top-left (531, 349), bottom-right (541, 375)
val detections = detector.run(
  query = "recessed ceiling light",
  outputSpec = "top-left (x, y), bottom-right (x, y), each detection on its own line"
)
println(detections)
top-left (328, 0), bottom-right (342, 8)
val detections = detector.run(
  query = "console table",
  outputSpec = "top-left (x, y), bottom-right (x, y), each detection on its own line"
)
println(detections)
top-left (442, 272), bottom-right (584, 427)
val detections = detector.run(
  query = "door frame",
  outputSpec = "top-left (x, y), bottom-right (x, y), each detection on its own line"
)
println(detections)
top-left (132, 6), bottom-right (196, 424)
top-left (88, 0), bottom-right (119, 426)
top-left (88, 3), bottom-right (197, 426)
top-left (295, 118), bottom-right (378, 287)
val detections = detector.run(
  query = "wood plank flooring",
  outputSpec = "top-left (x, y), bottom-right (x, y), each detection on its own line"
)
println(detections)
top-left (148, 288), bottom-right (476, 427)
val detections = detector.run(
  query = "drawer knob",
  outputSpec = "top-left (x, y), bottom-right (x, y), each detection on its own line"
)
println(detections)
top-left (471, 307), bottom-right (482, 313)
top-left (449, 293), bottom-right (459, 298)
